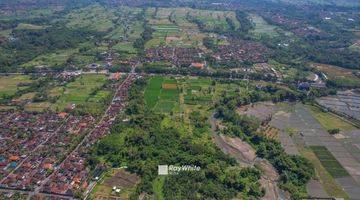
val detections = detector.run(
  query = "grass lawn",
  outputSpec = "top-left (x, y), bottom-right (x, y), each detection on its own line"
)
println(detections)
top-left (310, 146), bottom-right (349, 178)
top-left (0, 75), bottom-right (33, 98)
top-left (309, 105), bottom-right (356, 132)
top-left (52, 74), bottom-right (106, 111)
top-left (159, 88), bottom-right (179, 102)
top-left (180, 77), bottom-right (213, 105)
top-left (301, 148), bottom-right (349, 199)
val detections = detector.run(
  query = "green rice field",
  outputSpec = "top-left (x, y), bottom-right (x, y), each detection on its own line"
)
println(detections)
top-left (144, 76), bottom-right (179, 113)
top-left (310, 146), bottom-right (350, 178)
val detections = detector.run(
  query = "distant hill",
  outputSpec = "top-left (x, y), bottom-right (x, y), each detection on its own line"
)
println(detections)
top-left (268, 0), bottom-right (360, 7)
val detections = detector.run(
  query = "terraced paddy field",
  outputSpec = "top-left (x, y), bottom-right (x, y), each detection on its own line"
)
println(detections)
top-left (187, 9), bottom-right (239, 31)
top-left (301, 149), bottom-right (349, 199)
top-left (310, 146), bottom-right (350, 178)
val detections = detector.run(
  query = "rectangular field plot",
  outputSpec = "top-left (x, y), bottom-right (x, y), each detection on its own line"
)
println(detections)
top-left (309, 105), bottom-right (356, 131)
top-left (184, 89), bottom-right (212, 105)
top-left (144, 76), bottom-right (164, 109)
top-left (181, 78), bottom-right (213, 105)
top-left (310, 146), bottom-right (350, 178)
top-left (159, 88), bottom-right (179, 102)
top-left (144, 76), bottom-right (179, 113)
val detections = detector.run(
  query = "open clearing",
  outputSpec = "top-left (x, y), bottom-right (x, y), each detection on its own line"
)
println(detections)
top-left (312, 63), bottom-right (358, 78)
top-left (92, 168), bottom-right (140, 200)
top-left (15, 23), bottom-right (44, 30)
top-left (52, 74), bottom-right (107, 111)
top-left (65, 4), bottom-right (116, 32)
top-left (0, 75), bottom-right (33, 98)
top-left (249, 14), bottom-right (278, 36)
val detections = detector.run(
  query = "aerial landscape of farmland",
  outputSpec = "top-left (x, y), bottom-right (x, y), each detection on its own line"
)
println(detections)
top-left (0, 0), bottom-right (359, 199)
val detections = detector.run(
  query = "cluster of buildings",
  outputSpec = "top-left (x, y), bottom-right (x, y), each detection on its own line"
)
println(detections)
top-left (41, 73), bottom-right (138, 196)
top-left (0, 111), bottom-right (95, 191)
top-left (0, 72), bottom-right (137, 198)
top-left (0, 112), bottom-right (61, 183)
top-left (145, 46), bottom-right (204, 66)
top-left (213, 40), bottom-right (271, 64)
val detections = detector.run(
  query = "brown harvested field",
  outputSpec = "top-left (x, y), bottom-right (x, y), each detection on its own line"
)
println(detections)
top-left (237, 101), bottom-right (276, 121)
top-left (162, 83), bottom-right (177, 89)
top-left (93, 169), bottom-right (140, 200)
top-left (103, 170), bottom-right (140, 188)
